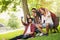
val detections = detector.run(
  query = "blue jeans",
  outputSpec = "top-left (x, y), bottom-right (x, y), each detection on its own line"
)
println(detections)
top-left (42, 23), bottom-right (54, 28)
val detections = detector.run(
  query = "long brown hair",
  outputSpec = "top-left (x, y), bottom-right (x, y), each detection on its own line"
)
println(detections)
top-left (38, 7), bottom-right (45, 13)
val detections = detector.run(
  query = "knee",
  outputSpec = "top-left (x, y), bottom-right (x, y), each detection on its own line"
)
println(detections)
top-left (46, 23), bottom-right (49, 27)
top-left (36, 24), bottom-right (42, 28)
top-left (46, 24), bottom-right (50, 29)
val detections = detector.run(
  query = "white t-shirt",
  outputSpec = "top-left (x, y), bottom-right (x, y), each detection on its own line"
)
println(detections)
top-left (24, 25), bottom-right (31, 35)
top-left (41, 11), bottom-right (53, 24)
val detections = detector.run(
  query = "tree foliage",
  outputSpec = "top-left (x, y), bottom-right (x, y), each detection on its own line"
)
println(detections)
top-left (8, 14), bottom-right (19, 28)
top-left (0, 0), bottom-right (21, 13)
top-left (0, 0), bottom-right (60, 28)
top-left (0, 0), bottom-right (60, 14)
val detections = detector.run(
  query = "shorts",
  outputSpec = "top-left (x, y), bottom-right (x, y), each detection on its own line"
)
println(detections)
top-left (42, 23), bottom-right (54, 28)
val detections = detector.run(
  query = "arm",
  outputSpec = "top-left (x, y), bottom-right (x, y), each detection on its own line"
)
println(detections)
top-left (41, 16), bottom-right (44, 23)
top-left (21, 18), bottom-right (27, 26)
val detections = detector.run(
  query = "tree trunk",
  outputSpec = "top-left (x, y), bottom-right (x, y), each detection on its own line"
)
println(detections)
top-left (21, 0), bottom-right (29, 22)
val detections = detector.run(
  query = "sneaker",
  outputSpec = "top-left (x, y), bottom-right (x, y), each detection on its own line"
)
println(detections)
top-left (39, 33), bottom-right (44, 36)
top-left (36, 33), bottom-right (40, 36)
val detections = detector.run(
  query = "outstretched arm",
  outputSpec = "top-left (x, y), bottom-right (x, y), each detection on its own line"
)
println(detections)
top-left (21, 18), bottom-right (27, 26)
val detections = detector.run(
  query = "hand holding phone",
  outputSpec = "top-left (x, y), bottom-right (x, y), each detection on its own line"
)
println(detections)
top-left (21, 17), bottom-right (23, 19)
top-left (21, 17), bottom-right (23, 21)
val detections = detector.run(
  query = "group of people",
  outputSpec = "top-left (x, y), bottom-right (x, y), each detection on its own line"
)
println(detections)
top-left (10, 7), bottom-right (59, 40)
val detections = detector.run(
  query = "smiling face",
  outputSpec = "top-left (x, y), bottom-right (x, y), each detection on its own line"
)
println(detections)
top-left (32, 10), bottom-right (37, 17)
top-left (28, 18), bottom-right (32, 23)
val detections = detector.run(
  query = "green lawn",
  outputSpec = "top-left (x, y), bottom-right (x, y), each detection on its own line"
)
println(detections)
top-left (28, 25), bottom-right (60, 40)
top-left (0, 30), bottom-right (24, 40)
top-left (28, 33), bottom-right (60, 40)
top-left (0, 26), bottom-right (60, 40)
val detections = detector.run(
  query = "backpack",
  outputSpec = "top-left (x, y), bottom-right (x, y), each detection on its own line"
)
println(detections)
top-left (50, 11), bottom-right (59, 27)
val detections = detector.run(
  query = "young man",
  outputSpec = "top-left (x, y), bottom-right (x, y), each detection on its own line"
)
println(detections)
top-left (32, 8), bottom-right (41, 19)
top-left (32, 8), bottom-right (42, 34)
top-left (10, 18), bottom-right (35, 40)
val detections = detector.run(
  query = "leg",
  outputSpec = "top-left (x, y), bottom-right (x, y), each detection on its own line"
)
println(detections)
top-left (46, 23), bottom-right (50, 34)
top-left (24, 35), bottom-right (32, 39)
top-left (50, 28), bottom-right (52, 33)
top-left (36, 24), bottom-right (46, 36)
top-left (16, 35), bottom-right (32, 40)
top-left (48, 23), bottom-right (54, 33)
top-left (55, 27), bottom-right (59, 33)
top-left (53, 27), bottom-right (56, 33)
top-left (10, 35), bottom-right (24, 40)
top-left (35, 28), bottom-right (41, 34)
top-left (36, 24), bottom-right (43, 33)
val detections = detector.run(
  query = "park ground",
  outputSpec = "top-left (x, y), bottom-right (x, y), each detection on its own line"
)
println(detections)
top-left (0, 25), bottom-right (60, 40)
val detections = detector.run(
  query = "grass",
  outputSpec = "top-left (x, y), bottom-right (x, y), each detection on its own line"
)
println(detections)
top-left (28, 25), bottom-right (60, 40)
top-left (28, 33), bottom-right (60, 40)
top-left (0, 25), bottom-right (60, 40)
top-left (0, 30), bottom-right (24, 40)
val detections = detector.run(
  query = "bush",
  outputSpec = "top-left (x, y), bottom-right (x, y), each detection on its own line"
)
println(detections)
top-left (8, 14), bottom-right (19, 28)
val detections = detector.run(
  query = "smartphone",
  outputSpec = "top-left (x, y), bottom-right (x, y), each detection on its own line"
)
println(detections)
top-left (21, 17), bottom-right (23, 19)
